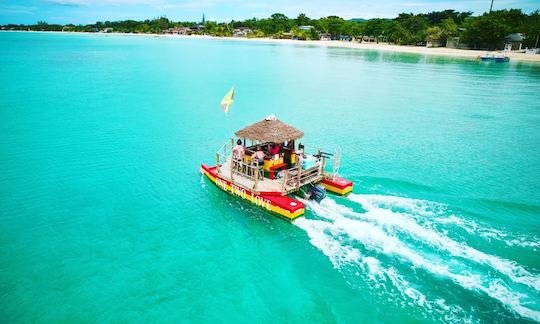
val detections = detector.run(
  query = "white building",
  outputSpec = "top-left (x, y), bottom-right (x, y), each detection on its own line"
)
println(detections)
top-left (233, 28), bottom-right (253, 37)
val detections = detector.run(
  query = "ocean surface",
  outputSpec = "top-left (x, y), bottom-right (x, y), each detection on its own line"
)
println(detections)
top-left (1, 31), bottom-right (539, 323)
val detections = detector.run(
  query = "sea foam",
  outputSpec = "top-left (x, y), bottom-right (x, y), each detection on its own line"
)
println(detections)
top-left (295, 196), bottom-right (540, 322)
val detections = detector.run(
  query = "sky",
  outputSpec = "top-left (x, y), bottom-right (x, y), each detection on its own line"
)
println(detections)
top-left (0, 0), bottom-right (538, 25)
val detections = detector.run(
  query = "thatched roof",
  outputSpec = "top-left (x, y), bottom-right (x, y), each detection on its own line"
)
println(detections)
top-left (235, 115), bottom-right (304, 143)
top-left (505, 33), bottom-right (525, 42)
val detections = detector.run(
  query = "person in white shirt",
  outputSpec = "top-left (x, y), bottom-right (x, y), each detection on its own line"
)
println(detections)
top-left (232, 139), bottom-right (245, 160)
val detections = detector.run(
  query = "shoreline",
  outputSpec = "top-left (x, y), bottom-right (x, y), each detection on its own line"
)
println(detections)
top-left (213, 36), bottom-right (540, 62)
top-left (4, 30), bottom-right (540, 63)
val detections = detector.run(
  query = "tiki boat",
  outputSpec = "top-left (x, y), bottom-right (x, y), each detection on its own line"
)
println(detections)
top-left (200, 115), bottom-right (353, 220)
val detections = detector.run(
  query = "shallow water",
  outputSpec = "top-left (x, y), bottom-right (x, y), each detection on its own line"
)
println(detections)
top-left (0, 32), bottom-right (539, 323)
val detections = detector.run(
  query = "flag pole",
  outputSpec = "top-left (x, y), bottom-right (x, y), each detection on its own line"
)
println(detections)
top-left (227, 86), bottom-right (234, 141)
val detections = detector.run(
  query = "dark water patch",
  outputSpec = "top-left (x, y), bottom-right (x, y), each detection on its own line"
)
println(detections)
top-left (358, 176), bottom-right (440, 194)
top-left (466, 113), bottom-right (496, 120)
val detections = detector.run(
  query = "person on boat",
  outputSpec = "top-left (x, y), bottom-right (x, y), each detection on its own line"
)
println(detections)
top-left (297, 144), bottom-right (306, 158)
top-left (295, 151), bottom-right (304, 167)
top-left (232, 139), bottom-right (245, 160)
top-left (269, 143), bottom-right (281, 157)
top-left (295, 144), bottom-right (306, 167)
top-left (251, 146), bottom-right (266, 166)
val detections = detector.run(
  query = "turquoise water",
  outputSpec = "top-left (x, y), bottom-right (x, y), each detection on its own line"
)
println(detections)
top-left (1, 31), bottom-right (539, 323)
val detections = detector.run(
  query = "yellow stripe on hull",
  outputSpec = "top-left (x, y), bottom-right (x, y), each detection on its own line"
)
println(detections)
top-left (321, 182), bottom-right (353, 195)
top-left (200, 167), bottom-right (304, 220)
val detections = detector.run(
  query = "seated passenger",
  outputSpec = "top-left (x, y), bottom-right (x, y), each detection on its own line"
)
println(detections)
top-left (269, 143), bottom-right (281, 156)
top-left (251, 146), bottom-right (266, 166)
top-left (232, 139), bottom-right (245, 160)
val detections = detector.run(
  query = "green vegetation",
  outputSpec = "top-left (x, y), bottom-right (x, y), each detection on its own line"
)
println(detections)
top-left (2, 9), bottom-right (539, 50)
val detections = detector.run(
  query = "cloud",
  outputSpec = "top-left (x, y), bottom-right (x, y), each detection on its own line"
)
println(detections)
top-left (47, 0), bottom-right (170, 6)
top-left (47, 0), bottom-right (89, 6)
top-left (0, 4), bottom-right (38, 14)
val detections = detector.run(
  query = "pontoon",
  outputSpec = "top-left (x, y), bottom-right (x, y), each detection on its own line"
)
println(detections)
top-left (200, 115), bottom-right (353, 220)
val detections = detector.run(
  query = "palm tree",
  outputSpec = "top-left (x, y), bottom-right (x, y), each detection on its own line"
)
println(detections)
top-left (273, 30), bottom-right (284, 39)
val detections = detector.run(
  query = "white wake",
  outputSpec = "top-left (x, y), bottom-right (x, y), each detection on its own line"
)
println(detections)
top-left (294, 195), bottom-right (540, 322)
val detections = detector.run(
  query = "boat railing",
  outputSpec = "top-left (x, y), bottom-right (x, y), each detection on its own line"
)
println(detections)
top-left (280, 161), bottom-right (325, 193)
top-left (216, 139), bottom-right (265, 190)
top-left (230, 158), bottom-right (263, 182)
top-left (302, 144), bottom-right (341, 180)
top-left (332, 146), bottom-right (341, 181)
top-left (216, 139), bottom-right (332, 192)
top-left (216, 139), bottom-right (234, 174)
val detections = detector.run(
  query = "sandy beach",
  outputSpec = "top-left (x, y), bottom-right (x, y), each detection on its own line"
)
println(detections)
top-left (159, 33), bottom-right (540, 63)
top-left (221, 37), bottom-right (540, 63)
top-left (5, 30), bottom-right (540, 63)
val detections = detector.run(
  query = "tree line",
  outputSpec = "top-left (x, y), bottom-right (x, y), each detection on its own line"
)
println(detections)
top-left (2, 9), bottom-right (539, 50)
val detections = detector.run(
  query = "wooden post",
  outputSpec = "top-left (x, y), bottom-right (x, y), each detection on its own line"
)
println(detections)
top-left (230, 138), bottom-right (234, 180)
top-left (281, 171), bottom-right (288, 194)
top-left (297, 165), bottom-right (302, 189)
top-left (253, 163), bottom-right (259, 190)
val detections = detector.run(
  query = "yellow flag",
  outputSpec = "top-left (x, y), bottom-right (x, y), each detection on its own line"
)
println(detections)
top-left (220, 87), bottom-right (234, 113)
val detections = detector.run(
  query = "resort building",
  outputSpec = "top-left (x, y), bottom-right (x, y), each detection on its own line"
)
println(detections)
top-left (233, 27), bottom-right (253, 37)
top-left (319, 32), bottom-right (331, 41)
top-left (361, 35), bottom-right (387, 43)
top-left (504, 33), bottom-right (526, 51)
top-left (190, 25), bottom-right (205, 32)
top-left (299, 25), bottom-right (314, 31)
top-left (162, 27), bottom-right (187, 35)
top-left (446, 36), bottom-right (460, 48)
top-left (426, 39), bottom-right (442, 48)
top-left (178, 27), bottom-right (192, 35)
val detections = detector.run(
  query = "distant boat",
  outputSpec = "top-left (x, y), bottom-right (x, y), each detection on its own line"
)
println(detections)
top-left (479, 53), bottom-right (510, 62)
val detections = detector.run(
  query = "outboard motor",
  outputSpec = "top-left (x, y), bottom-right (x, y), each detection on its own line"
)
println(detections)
top-left (310, 184), bottom-right (326, 203)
